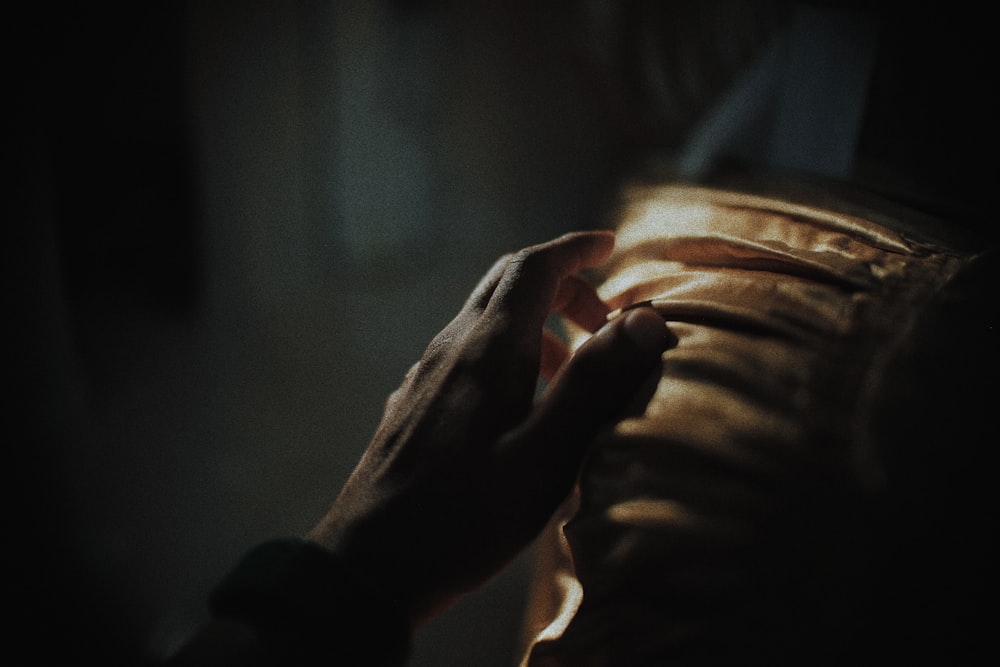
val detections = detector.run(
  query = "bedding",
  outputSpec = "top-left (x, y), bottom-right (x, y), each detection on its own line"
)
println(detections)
top-left (518, 180), bottom-right (996, 665)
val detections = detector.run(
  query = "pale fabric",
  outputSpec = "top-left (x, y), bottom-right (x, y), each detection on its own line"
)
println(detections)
top-left (518, 183), bottom-right (985, 666)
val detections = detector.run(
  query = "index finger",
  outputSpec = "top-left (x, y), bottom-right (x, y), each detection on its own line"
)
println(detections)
top-left (484, 231), bottom-right (615, 332)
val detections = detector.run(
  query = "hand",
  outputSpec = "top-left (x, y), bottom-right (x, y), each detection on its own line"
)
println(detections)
top-left (307, 231), bottom-right (673, 627)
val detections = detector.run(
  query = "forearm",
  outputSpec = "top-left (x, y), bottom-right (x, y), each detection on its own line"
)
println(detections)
top-left (165, 539), bottom-right (411, 667)
top-left (164, 618), bottom-right (270, 667)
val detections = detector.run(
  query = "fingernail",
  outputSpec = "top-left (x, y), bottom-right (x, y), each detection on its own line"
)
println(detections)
top-left (621, 308), bottom-right (673, 353)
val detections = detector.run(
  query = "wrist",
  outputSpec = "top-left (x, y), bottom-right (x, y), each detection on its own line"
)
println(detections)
top-left (209, 538), bottom-right (412, 666)
top-left (307, 513), bottom-right (432, 626)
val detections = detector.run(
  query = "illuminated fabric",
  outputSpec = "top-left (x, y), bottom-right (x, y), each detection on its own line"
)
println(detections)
top-left (519, 182), bottom-right (994, 665)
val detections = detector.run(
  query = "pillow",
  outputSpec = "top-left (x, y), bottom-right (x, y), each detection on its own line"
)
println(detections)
top-left (518, 182), bottom-right (996, 666)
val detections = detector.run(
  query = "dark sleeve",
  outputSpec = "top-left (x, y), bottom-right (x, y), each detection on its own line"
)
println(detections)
top-left (166, 538), bottom-right (411, 667)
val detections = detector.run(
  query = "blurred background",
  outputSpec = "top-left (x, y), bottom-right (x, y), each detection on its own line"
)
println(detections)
top-left (10, 1), bottom-right (992, 665)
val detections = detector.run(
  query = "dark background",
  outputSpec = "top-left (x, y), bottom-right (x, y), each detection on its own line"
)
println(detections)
top-left (10, 2), bottom-right (993, 665)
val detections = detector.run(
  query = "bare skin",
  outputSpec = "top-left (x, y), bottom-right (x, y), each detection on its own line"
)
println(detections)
top-left (168, 231), bottom-right (673, 664)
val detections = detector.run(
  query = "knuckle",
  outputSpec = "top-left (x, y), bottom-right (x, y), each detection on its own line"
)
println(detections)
top-left (402, 360), bottom-right (422, 383)
top-left (508, 247), bottom-right (554, 282)
top-left (420, 336), bottom-right (454, 370)
top-left (507, 248), bottom-right (533, 272)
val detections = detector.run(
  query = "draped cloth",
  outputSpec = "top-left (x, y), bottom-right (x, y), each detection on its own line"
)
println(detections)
top-left (518, 181), bottom-right (996, 666)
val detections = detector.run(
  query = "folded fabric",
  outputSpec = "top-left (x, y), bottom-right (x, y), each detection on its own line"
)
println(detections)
top-left (519, 180), bottom-right (997, 666)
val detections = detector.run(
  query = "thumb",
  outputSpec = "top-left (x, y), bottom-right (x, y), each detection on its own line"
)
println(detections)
top-left (521, 307), bottom-right (674, 474)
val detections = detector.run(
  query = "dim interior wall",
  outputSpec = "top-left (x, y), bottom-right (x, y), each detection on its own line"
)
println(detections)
top-left (13, 2), bottom-right (618, 666)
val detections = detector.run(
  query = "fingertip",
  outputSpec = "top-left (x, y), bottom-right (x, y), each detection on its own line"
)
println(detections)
top-left (550, 230), bottom-right (616, 267)
top-left (619, 307), bottom-right (675, 356)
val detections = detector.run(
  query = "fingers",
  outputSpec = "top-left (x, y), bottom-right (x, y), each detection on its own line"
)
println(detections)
top-left (400, 233), bottom-right (614, 425)
top-left (539, 272), bottom-right (610, 380)
top-left (552, 274), bottom-right (610, 333)
top-left (417, 252), bottom-right (516, 373)
top-left (463, 253), bottom-right (515, 313)
top-left (518, 307), bottom-right (675, 475)
top-left (484, 231), bottom-right (615, 334)
top-left (539, 329), bottom-right (570, 383)
top-left (435, 232), bottom-right (613, 403)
